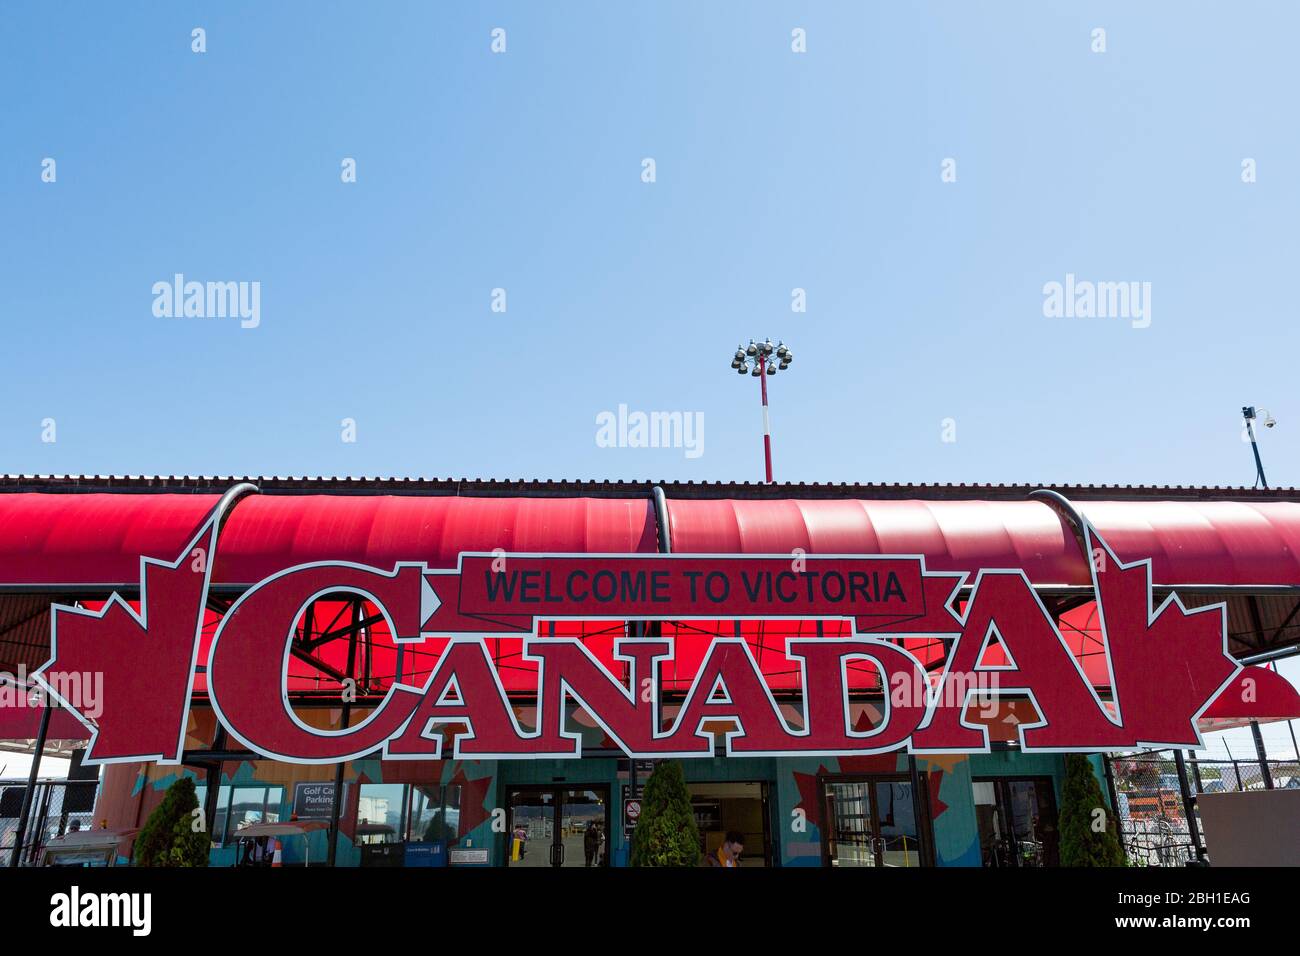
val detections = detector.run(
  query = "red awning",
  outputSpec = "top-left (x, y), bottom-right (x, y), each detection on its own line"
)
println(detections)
top-left (1, 492), bottom-right (1299, 589)
top-left (210, 495), bottom-right (658, 585)
top-left (666, 498), bottom-right (1300, 587)
top-left (0, 494), bottom-right (221, 588)
top-left (0, 494), bottom-right (658, 588)
top-left (0, 702), bottom-right (94, 741)
top-left (666, 498), bottom-right (1086, 584)
top-left (1201, 664), bottom-right (1300, 729)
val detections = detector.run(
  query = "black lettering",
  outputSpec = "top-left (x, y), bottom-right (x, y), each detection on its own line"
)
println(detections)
top-left (592, 570), bottom-right (618, 602)
top-left (566, 570), bottom-right (589, 603)
top-left (484, 570), bottom-right (519, 602)
top-left (620, 570), bottom-right (647, 603)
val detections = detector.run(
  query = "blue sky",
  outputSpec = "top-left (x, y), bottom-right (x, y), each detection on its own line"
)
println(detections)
top-left (2, 1), bottom-right (1297, 485)
top-left (2, 5), bottom-right (1298, 757)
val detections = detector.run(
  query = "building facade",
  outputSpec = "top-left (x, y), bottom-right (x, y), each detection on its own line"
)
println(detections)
top-left (3, 476), bottom-right (1298, 868)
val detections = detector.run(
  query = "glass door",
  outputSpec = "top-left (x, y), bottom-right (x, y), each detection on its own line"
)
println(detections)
top-left (506, 788), bottom-right (556, 868)
top-left (558, 788), bottom-right (608, 867)
top-left (873, 779), bottom-right (922, 867)
top-left (822, 776), bottom-right (927, 867)
top-left (823, 780), bottom-right (877, 866)
top-left (506, 786), bottom-right (610, 868)
top-left (973, 777), bottom-right (1059, 867)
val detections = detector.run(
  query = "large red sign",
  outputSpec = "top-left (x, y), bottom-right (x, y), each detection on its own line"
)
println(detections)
top-left (34, 523), bottom-right (1242, 765)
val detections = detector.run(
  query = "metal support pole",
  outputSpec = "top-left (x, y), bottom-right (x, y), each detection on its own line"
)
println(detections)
top-left (25, 781), bottom-right (54, 866)
top-left (907, 755), bottom-right (932, 867)
top-left (327, 600), bottom-right (362, 867)
top-left (1173, 751), bottom-right (1206, 863)
top-left (1244, 412), bottom-right (1269, 489)
top-left (1249, 720), bottom-right (1274, 789)
top-left (1102, 755), bottom-right (1126, 856)
top-left (628, 617), bottom-right (639, 812)
top-left (758, 359), bottom-right (773, 483)
top-left (326, 757), bottom-right (346, 867)
top-left (201, 725), bottom-right (227, 848)
top-left (8, 700), bottom-right (53, 868)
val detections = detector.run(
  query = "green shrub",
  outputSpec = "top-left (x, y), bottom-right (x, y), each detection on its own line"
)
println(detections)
top-left (134, 776), bottom-right (209, 867)
top-left (629, 761), bottom-right (701, 867)
top-left (1058, 754), bottom-right (1126, 867)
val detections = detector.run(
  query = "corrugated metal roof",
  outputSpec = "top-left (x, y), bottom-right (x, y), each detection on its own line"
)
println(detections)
top-left (1, 474), bottom-right (1296, 501)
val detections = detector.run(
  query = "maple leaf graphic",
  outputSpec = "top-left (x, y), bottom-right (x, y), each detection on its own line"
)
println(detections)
top-left (34, 519), bottom-right (217, 764)
top-left (1086, 524), bottom-right (1240, 748)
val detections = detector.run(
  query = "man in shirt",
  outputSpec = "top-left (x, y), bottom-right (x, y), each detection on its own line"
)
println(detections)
top-left (703, 831), bottom-right (744, 868)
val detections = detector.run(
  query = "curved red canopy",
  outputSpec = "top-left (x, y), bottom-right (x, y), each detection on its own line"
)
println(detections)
top-left (210, 494), bottom-right (658, 585)
top-left (1, 492), bottom-right (1299, 589)
top-left (666, 498), bottom-right (1300, 587)
top-left (666, 498), bottom-right (1084, 583)
top-left (0, 494), bottom-right (221, 587)
top-left (0, 494), bottom-right (658, 587)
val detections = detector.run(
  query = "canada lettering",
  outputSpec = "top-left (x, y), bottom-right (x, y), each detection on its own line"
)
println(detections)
top-left (36, 528), bottom-right (1243, 765)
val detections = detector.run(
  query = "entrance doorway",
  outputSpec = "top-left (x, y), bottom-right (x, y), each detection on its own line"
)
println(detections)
top-left (505, 786), bottom-right (610, 868)
top-left (973, 776), bottom-right (1059, 867)
top-left (820, 775), bottom-right (929, 867)
top-left (687, 781), bottom-right (771, 867)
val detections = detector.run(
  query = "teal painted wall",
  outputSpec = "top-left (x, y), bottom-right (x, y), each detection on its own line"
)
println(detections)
top-left (126, 749), bottom-right (1105, 868)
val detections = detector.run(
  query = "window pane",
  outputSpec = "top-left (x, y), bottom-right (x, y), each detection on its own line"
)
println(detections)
top-left (211, 786), bottom-right (231, 844)
top-left (264, 787), bottom-right (284, 825)
top-left (228, 787), bottom-right (269, 841)
top-left (407, 785), bottom-right (441, 842)
top-left (443, 784), bottom-right (463, 843)
top-left (357, 784), bottom-right (404, 844)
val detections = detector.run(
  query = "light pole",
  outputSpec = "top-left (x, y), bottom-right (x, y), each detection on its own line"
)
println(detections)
top-left (1241, 406), bottom-right (1276, 489)
top-left (731, 338), bottom-right (792, 483)
top-left (1241, 404), bottom-right (1280, 790)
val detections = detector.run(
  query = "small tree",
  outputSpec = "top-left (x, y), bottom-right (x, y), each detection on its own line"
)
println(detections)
top-left (629, 761), bottom-right (701, 867)
top-left (1058, 754), bottom-right (1126, 867)
top-left (134, 777), bottom-right (210, 867)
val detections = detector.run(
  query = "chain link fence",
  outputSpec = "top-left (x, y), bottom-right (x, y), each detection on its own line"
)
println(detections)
top-left (0, 778), bottom-right (99, 866)
top-left (1108, 752), bottom-right (1300, 866)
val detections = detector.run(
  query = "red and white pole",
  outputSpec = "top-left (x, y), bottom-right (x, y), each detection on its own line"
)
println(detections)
top-left (759, 359), bottom-right (773, 483)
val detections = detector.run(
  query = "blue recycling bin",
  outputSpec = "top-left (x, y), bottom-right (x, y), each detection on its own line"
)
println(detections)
top-left (403, 841), bottom-right (447, 867)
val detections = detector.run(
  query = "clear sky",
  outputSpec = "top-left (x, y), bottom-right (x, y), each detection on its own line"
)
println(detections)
top-left (1, 4), bottom-right (1298, 757)
top-left (2, 1), bottom-right (1297, 485)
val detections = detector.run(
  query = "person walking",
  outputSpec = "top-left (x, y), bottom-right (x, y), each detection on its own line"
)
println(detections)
top-left (583, 821), bottom-right (603, 867)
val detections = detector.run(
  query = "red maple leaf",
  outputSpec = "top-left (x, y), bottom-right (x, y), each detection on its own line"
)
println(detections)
top-left (35, 521), bottom-right (216, 763)
top-left (927, 767), bottom-right (947, 819)
top-left (450, 765), bottom-right (495, 836)
top-left (1088, 527), bottom-right (1239, 748)
top-left (791, 765), bottom-right (831, 831)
